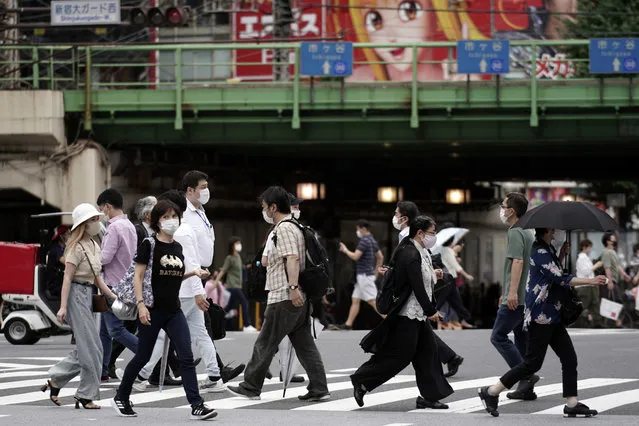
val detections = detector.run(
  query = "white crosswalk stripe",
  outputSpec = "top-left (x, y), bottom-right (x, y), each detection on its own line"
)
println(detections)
top-left (0, 360), bottom-right (637, 415)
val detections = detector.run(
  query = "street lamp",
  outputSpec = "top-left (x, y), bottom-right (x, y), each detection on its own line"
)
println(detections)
top-left (446, 189), bottom-right (470, 205)
top-left (378, 187), bottom-right (403, 203)
top-left (296, 183), bottom-right (325, 200)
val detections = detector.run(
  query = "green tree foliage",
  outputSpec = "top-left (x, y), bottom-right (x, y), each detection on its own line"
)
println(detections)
top-left (564, 0), bottom-right (639, 76)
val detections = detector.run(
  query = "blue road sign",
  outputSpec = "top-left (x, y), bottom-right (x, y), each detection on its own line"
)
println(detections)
top-left (300, 42), bottom-right (353, 77)
top-left (456, 40), bottom-right (510, 74)
top-left (589, 38), bottom-right (639, 74)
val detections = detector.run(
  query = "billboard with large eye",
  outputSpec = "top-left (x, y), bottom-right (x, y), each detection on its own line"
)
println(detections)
top-left (232, 0), bottom-right (326, 80)
top-left (232, 0), bottom-right (578, 81)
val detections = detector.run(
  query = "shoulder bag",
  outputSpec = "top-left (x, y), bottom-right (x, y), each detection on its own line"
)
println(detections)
top-left (79, 241), bottom-right (109, 313)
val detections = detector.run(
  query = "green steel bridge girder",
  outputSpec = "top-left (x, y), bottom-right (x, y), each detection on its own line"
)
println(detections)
top-left (63, 79), bottom-right (639, 145)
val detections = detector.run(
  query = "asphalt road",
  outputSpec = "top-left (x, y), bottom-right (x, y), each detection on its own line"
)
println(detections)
top-left (1, 327), bottom-right (638, 425)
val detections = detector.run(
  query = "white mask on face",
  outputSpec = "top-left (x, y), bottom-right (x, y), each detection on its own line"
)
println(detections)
top-left (499, 207), bottom-right (511, 225)
top-left (262, 209), bottom-right (274, 225)
top-left (160, 219), bottom-right (180, 236)
top-left (292, 210), bottom-right (301, 220)
top-left (392, 215), bottom-right (402, 231)
top-left (422, 233), bottom-right (437, 250)
top-left (198, 188), bottom-right (210, 205)
top-left (87, 221), bottom-right (102, 236)
top-left (356, 230), bottom-right (362, 239)
top-left (234, 243), bottom-right (243, 253)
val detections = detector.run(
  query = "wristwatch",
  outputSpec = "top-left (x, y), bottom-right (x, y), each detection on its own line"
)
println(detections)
top-left (288, 285), bottom-right (299, 291)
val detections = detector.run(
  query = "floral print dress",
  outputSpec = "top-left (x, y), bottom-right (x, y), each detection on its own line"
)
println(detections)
top-left (523, 240), bottom-right (575, 330)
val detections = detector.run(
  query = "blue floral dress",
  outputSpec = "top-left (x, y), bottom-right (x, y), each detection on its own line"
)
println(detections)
top-left (523, 240), bottom-right (575, 330)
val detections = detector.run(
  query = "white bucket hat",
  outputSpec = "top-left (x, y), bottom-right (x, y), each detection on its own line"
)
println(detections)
top-left (71, 203), bottom-right (104, 231)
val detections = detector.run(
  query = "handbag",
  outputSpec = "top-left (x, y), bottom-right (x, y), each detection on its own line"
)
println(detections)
top-left (112, 298), bottom-right (138, 321)
top-left (113, 237), bottom-right (156, 307)
top-left (79, 241), bottom-right (109, 313)
top-left (600, 290), bottom-right (623, 320)
top-left (560, 286), bottom-right (583, 326)
top-left (206, 301), bottom-right (227, 340)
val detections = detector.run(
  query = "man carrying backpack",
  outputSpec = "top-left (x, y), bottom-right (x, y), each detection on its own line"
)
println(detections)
top-left (228, 186), bottom-right (329, 401)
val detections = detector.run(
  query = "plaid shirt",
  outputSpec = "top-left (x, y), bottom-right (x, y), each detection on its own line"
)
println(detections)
top-left (267, 217), bottom-right (306, 305)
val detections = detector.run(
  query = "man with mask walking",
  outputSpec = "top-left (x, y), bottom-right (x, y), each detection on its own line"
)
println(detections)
top-left (228, 186), bottom-right (329, 401)
top-left (491, 193), bottom-right (538, 400)
top-left (337, 220), bottom-right (384, 329)
top-left (97, 188), bottom-right (139, 382)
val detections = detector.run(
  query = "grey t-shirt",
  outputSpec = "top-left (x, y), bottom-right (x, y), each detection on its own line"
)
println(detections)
top-left (602, 248), bottom-right (621, 283)
top-left (502, 227), bottom-right (534, 306)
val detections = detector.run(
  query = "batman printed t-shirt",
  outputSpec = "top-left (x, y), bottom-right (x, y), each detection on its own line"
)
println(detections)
top-left (135, 237), bottom-right (186, 313)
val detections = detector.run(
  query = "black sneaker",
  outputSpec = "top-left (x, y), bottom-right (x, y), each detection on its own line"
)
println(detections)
top-left (148, 376), bottom-right (183, 387)
top-left (111, 396), bottom-right (137, 417)
top-left (108, 364), bottom-right (118, 380)
top-left (227, 385), bottom-right (260, 400)
top-left (280, 373), bottom-right (305, 383)
top-left (478, 386), bottom-right (499, 417)
top-left (352, 382), bottom-right (367, 407)
top-left (221, 364), bottom-right (246, 384)
top-left (507, 374), bottom-right (539, 400)
top-left (190, 402), bottom-right (218, 420)
top-left (564, 402), bottom-right (598, 418)
top-left (298, 391), bottom-right (330, 402)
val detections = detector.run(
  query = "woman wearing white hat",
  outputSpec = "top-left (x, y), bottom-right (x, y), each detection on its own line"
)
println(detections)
top-left (41, 203), bottom-right (117, 410)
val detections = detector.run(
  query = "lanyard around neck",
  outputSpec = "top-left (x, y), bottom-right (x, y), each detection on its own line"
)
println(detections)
top-left (194, 209), bottom-right (211, 229)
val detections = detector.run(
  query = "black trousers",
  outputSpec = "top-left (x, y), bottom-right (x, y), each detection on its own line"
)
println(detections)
top-left (435, 284), bottom-right (471, 321)
top-left (500, 322), bottom-right (578, 397)
top-left (351, 316), bottom-right (454, 402)
top-left (434, 328), bottom-right (456, 364)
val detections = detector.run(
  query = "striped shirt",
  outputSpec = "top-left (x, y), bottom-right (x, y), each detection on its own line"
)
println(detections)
top-left (356, 235), bottom-right (379, 276)
top-left (267, 217), bottom-right (306, 304)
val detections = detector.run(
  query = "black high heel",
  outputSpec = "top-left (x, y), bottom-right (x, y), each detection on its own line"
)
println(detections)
top-left (74, 397), bottom-right (100, 410)
top-left (40, 380), bottom-right (61, 406)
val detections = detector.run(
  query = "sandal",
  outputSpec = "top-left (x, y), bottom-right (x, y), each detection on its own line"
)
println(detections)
top-left (40, 380), bottom-right (61, 406)
top-left (74, 397), bottom-right (101, 409)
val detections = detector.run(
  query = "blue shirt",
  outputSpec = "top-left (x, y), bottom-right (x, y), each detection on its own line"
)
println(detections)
top-left (356, 235), bottom-right (379, 275)
top-left (523, 240), bottom-right (575, 330)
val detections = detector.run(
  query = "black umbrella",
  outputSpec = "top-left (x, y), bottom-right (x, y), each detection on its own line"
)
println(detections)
top-left (513, 201), bottom-right (618, 272)
top-left (513, 201), bottom-right (618, 232)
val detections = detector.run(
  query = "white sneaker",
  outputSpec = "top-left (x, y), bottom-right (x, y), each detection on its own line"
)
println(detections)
top-left (199, 378), bottom-right (226, 393)
top-left (115, 368), bottom-right (149, 392)
top-left (243, 325), bottom-right (258, 333)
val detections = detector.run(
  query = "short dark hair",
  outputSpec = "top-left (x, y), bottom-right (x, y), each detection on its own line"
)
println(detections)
top-left (535, 228), bottom-right (550, 241)
top-left (397, 201), bottom-right (419, 223)
top-left (356, 219), bottom-right (370, 230)
top-left (157, 190), bottom-right (187, 215)
top-left (259, 186), bottom-right (291, 214)
top-left (228, 236), bottom-right (241, 255)
top-left (505, 192), bottom-right (528, 219)
top-left (409, 215), bottom-right (436, 238)
top-left (150, 200), bottom-right (182, 234)
top-left (182, 170), bottom-right (208, 192)
top-left (602, 232), bottom-right (616, 246)
top-left (97, 188), bottom-right (123, 209)
top-left (579, 239), bottom-right (593, 251)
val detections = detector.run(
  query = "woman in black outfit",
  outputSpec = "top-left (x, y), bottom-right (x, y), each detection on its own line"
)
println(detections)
top-left (351, 215), bottom-right (454, 410)
top-left (112, 200), bottom-right (217, 421)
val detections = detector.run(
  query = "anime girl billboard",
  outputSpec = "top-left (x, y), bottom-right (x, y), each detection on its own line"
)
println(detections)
top-left (326, 0), bottom-right (578, 81)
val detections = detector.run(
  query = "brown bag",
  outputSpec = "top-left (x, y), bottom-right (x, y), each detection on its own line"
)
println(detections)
top-left (79, 242), bottom-right (109, 313)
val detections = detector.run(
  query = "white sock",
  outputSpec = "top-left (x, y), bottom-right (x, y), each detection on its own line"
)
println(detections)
top-left (566, 397), bottom-right (578, 408)
top-left (488, 382), bottom-right (506, 396)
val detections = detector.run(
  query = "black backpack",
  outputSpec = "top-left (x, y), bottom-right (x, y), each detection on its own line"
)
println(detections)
top-left (376, 239), bottom-right (410, 315)
top-left (278, 220), bottom-right (332, 301)
top-left (247, 246), bottom-right (268, 301)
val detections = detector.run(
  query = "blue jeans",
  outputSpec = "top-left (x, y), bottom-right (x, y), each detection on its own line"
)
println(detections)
top-left (116, 309), bottom-right (203, 406)
top-left (228, 288), bottom-right (252, 327)
top-left (490, 304), bottom-right (527, 368)
top-left (100, 309), bottom-right (138, 376)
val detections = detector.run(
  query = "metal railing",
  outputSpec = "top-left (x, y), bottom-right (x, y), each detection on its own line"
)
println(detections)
top-left (1, 39), bottom-right (629, 129)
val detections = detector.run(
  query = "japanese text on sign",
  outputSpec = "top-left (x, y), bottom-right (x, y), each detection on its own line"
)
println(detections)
top-left (51, 0), bottom-right (121, 26)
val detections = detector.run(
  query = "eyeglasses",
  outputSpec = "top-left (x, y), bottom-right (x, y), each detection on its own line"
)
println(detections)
top-left (500, 204), bottom-right (509, 210)
top-left (424, 231), bottom-right (436, 236)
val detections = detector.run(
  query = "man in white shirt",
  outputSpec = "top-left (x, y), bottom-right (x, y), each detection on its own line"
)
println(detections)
top-left (176, 170), bottom-right (225, 392)
top-left (575, 239), bottom-right (603, 327)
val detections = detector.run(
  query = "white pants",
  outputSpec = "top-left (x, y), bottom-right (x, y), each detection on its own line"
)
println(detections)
top-left (181, 297), bottom-right (220, 378)
top-left (139, 330), bottom-right (167, 379)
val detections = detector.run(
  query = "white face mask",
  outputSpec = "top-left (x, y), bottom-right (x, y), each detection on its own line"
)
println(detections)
top-left (551, 229), bottom-right (566, 252)
top-left (499, 207), bottom-right (511, 225)
top-left (87, 221), bottom-right (102, 236)
top-left (262, 209), bottom-right (274, 225)
top-left (198, 188), bottom-right (210, 205)
top-left (392, 215), bottom-right (403, 231)
top-left (422, 233), bottom-right (437, 250)
top-left (356, 230), bottom-right (363, 239)
top-left (292, 210), bottom-right (301, 220)
top-left (160, 219), bottom-right (180, 236)
top-left (234, 243), bottom-right (243, 253)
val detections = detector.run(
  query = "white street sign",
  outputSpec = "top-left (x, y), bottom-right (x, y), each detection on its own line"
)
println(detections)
top-left (51, 0), bottom-right (121, 26)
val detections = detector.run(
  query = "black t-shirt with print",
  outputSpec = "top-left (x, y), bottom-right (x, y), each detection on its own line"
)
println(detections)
top-left (135, 237), bottom-right (185, 313)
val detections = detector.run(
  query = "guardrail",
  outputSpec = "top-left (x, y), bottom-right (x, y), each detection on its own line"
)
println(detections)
top-left (0, 39), bottom-right (632, 130)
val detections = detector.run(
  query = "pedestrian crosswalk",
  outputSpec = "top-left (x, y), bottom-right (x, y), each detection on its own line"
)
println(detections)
top-left (0, 358), bottom-right (638, 415)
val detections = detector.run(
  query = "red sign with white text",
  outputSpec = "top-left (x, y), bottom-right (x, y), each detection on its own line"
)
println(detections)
top-left (233, 0), bottom-right (325, 80)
